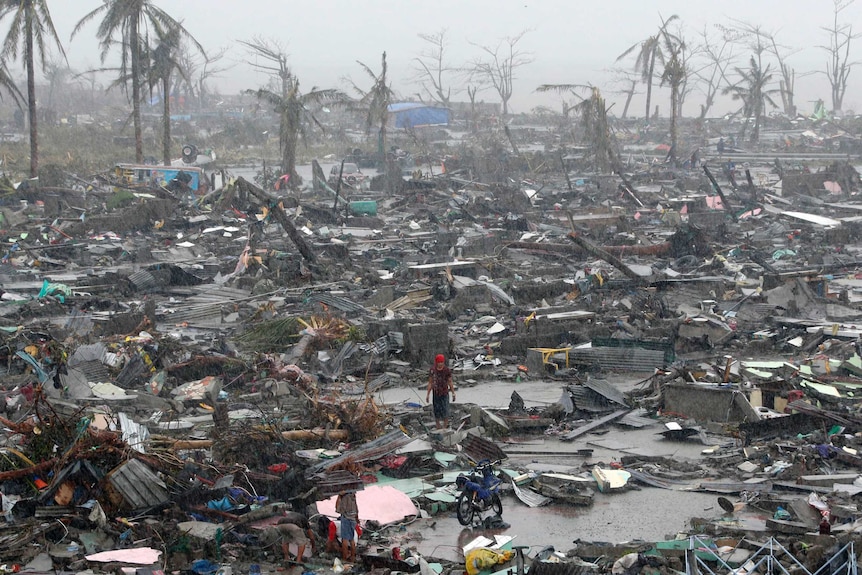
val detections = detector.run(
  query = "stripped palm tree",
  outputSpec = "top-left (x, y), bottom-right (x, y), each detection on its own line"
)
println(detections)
top-left (537, 83), bottom-right (617, 173)
top-left (351, 52), bottom-right (394, 166)
top-left (73, 0), bottom-right (201, 163)
top-left (148, 21), bottom-right (201, 165)
top-left (616, 14), bottom-right (679, 120)
top-left (0, 0), bottom-right (64, 177)
top-left (723, 56), bottom-right (779, 143)
top-left (659, 21), bottom-right (686, 165)
top-left (247, 79), bottom-right (345, 186)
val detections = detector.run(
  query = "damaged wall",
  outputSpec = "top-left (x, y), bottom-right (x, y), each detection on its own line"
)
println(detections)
top-left (664, 382), bottom-right (760, 423)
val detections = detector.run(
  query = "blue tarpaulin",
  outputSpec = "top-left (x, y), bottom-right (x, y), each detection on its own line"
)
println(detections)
top-left (388, 102), bottom-right (450, 128)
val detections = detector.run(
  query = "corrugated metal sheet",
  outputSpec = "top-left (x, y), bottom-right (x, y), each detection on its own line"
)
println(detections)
top-left (582, 379), bottom-right (627, 406)
top-left (311, 469), bottom-right (365, 498)
top-left (511, 481), bottom-right (551, 507)
top-left (305, 429), bottom-right (412, 477)
top-left (532, 561), bottom-right (600, 575)
top-left (568, 347), bottom-right (666, 372)
top-left (118, 412), bottom-right (150, 453)
top-left (68, 343), bottom-right (109, 365)
top-left (460, 433), bottom-right (507, 463)
top-left (106, 459), bottom-right (169, 510)
top-left (307, 293), bottom-right (367, 315)
top-left (63, 309), bottom-right (94, 336)
top-left (568, 386), bottom-right (617, 413)
top-left (70, 360), bottom-right (111, 383)
top-left (128, 268), bottom-right (170, 292)
top-left (618, 410), bottom-right (657, 429)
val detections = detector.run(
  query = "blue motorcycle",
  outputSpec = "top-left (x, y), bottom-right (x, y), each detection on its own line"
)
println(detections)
top-left (455, 459), bottom-right (503, 525)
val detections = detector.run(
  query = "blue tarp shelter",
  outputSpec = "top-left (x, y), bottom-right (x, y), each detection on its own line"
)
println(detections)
top-left (388, 102), bottom-right (450, 129)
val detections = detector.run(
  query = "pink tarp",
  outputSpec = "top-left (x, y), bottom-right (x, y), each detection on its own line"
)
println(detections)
top-left (316, 484), bottom-right (418, 525)
top-left (86, 548), bottom-right (162, 564)
top-left (706, 196), bottom-right (724, 210)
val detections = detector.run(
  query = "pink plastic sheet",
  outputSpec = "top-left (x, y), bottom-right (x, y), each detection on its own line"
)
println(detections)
top-left (316, 484), bottom-right (418, 525)
top-left (86, 547), bottom-right (162, 564)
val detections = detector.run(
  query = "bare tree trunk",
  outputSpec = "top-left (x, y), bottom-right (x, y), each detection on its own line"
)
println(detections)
top-left (162, 72), bottom-right (171, 166)
top-left (644, 57), bottom-right (655, 119)
top-left (26, 20), bottom-right (37, 178)
top-left (131, 18), bottom-right (143, 163)
top-left (236, 177), bottom-right (317, 263)
top-left (669, 88), bottom-right (678, 165)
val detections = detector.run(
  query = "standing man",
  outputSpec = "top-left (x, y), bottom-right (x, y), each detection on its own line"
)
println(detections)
top-left (426, 353), bottom-right (455, 429)
top-left (335, 489), bottom-right (359, 562)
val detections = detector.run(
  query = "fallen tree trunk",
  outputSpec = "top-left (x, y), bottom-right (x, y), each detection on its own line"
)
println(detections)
top-left (164, 427), bottom-right (350, 450)
top-left (507, 241), bottom-right (670, 257)
top-left (235, 177), bottom-right (317, 264)
top-left (0, 458), bottom-right (57, 482)
top-left (566, 213), bottom-right (650, 285)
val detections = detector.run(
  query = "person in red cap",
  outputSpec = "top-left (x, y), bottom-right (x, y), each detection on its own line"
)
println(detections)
top-left (426, 353), bottom-right (455, 429)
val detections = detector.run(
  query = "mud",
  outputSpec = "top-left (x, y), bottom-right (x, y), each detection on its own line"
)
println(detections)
top-left (408, 489), bottom-right (718, 562)
top-left (380, 376), bottom-right (717, 562)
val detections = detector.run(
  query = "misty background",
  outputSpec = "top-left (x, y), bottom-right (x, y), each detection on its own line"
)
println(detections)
top-left (38, 0), bottom-right (862, 118)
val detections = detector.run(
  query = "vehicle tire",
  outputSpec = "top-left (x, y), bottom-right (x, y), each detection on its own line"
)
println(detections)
top-left (491, 493), bottom-right (503, 517)
top-left (456, 493), bottom-right (474, 525)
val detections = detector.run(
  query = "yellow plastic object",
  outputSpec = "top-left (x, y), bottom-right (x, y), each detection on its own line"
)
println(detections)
top-left (529, 347), bottom-right (571, 369)
top-left (465, 548), bottom-right (514, 575)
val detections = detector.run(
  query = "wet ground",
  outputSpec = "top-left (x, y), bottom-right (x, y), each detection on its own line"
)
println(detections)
top-left (373, 377), bottom-right (724, 562)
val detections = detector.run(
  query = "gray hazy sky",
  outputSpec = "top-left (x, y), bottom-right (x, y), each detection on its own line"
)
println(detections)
top-left (39, 0), bottom-right (862, 117)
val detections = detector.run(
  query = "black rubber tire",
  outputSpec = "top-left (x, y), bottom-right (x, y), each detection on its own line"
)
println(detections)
top-left (491, 493), bottom-right (503, 516)
top-left (456, 493), bottom-right (474, 525)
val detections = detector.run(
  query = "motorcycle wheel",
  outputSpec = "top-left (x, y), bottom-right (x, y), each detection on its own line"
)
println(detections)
top-left (456, 493), bottom-right (474, 525)
top-left (491, 493), bottom-right (503, 516)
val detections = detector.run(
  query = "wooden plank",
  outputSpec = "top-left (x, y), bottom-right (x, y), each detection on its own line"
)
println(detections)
top-left (560, 409), bottom-right (630, 441)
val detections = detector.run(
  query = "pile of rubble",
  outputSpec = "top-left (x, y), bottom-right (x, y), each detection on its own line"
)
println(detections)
top-left (3, 149), bottom-right (862, 575)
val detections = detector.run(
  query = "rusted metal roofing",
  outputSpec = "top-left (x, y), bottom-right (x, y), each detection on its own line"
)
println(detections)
top-left (310, 469), bottom-right (365, 498)
top-left (460, 433), bottom-right (507, 463)
top-left (305, 429), bottom-right (412, 477)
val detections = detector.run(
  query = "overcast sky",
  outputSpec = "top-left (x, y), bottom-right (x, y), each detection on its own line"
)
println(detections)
top-left (38, 0), bottom-right (862, 117)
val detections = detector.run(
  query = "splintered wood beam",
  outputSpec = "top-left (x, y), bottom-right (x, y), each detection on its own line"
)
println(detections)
top-left (236, 177), bottom-right (317, 263)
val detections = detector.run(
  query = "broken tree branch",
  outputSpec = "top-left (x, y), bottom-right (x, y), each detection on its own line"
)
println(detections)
top-left (566, 213), bottom-right (649, 285)
top-left (235, 177), bottom-right (317, 263)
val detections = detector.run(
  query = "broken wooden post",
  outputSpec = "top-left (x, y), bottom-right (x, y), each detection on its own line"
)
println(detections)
top-left (614, 170), bottom-right (644, 207)
top-left (703, 164), bottom-right (733, 213)
top-left (566, 213), bottom-right (649, 285)
top-left (235, 177), bottom-right (317, 264)
top-left (745, 168), bottom-right (757, 204)
top-left (560, 150), bottom-right (574, 193)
